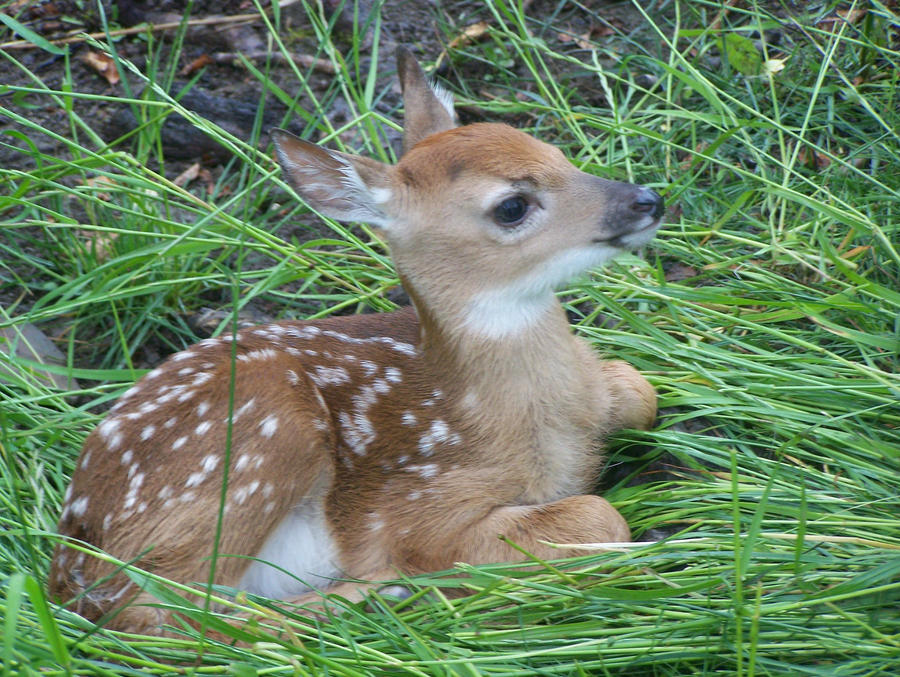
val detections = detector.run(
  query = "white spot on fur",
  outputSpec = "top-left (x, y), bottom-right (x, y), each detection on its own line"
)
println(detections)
top-left (121, 385), bottom-right (141, 399)
top-left (121, 449), bottom-right (133, 465)
top-left (228, 398), bottom-right (256, 423)
top-left (286, 369), bottom-right (300, 385)
top-left (384, 367), bottom-right (403, 383)
top-left (201, 454), bottom-right (219, 473)
top-left (360, 360), bottom-right (377, 377)
top-left (195, 420), bottom-right (212, 436)
top-left (192, 372), bottom-right (213, 386)
top-left (196, 401), bottom-right (210, 418)
top-left (462, 390), bottom-right (480, 411)
top-left (339, 411), bottom-right (376, 455)
top-left (238, 348), bottom-right (278, 362)
top-left (178, 367), bottom-right (195, 376)
top-left (259, 415), bottom-right (279, 438)
top-left (138, 401), bottom-right (159, 415)
top-left (140, 425), bottom-right (156, 441)
top-left (405, 463), bottom-right (439, 479)
top-left (145, 367), bottom-right (165, 379)
top-left (123, 472), bottom-right (144, 510)
top-left (389, 340), bottom-right (417, 356)
top-left (80, 450), bottom-right (92, 470)
top-left (164, 416), bottom-right (178, 428)
top-left (418, 419), bottom-right (453, 456)
top-left (185, 472), bottom-right (205, 488)
top-left (307, 365), bottom-right (351, 388)
top-left (172, 436), bottom-right (188, 450)
top-left (70, 496), bottom-right (89, 517)
top-left (98, 417), bottom-right (120, 440)
top-left (288, 325), bottom-right (321, 339)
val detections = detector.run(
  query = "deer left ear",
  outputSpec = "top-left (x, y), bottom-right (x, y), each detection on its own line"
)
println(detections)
top-left (272, 129), bottom-right (394, 229)
top-left (397, 48), bottom-right (457, 154)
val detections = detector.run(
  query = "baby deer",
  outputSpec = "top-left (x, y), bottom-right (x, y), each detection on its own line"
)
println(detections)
top-left (50, 50), bottom-right (663, 635)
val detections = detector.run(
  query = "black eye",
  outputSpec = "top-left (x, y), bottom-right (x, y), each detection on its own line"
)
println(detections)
top-left (492, 195), bottom-right (529, 227)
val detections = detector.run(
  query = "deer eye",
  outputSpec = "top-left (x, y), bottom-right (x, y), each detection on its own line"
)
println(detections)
top-left (492, 195), bottom-right (530, 228)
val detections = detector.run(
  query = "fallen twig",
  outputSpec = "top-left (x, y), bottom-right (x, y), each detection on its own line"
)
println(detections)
top-left (211, 51), bottom-right (335, 74)
top-left (0, 13), bottom-right (261, 50)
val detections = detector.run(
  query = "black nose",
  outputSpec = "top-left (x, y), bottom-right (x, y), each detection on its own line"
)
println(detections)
top-left (631, 188), bottom-right (664, 220)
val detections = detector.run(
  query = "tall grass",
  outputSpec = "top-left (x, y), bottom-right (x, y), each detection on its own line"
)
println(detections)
top-left (1, 0), bottom-right (898, 674)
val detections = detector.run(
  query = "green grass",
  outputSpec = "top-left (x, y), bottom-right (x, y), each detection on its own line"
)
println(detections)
top-left (2, 0), bottom-right (898, 673)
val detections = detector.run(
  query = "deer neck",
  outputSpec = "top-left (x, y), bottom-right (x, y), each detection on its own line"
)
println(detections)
top-left (404, 274), bottom-right (585, 415)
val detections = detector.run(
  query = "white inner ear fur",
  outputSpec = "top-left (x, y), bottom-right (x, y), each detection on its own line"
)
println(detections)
top-left (462, 245), bottom-right (620, 339)
top-left (430, 80), bottom-right (456, 120)
top-left (331, 155), bottom-right (393, 228)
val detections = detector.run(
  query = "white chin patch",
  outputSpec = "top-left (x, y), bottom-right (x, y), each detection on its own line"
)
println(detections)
top-left (615, 217), bottom-right (660, 248)
top-left (462, 245), bottom-right (620, 339)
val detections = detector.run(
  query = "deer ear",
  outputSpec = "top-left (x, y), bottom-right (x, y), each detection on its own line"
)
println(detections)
top-left (396, 48), bottom-right (456, 154)
top-left (272, 129), bottom-right (394, 229)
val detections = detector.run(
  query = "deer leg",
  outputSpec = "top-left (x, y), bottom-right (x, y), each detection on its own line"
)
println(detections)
top-left (598, 360), bottom-right (657, 432)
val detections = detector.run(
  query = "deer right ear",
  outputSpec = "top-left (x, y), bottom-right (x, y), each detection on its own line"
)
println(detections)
top-left (396, 48), bottom-right (457, 154)
top-left (272, 129), bottom-right (394, 229)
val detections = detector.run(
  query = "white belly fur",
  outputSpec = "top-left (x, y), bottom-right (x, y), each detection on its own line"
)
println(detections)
top-left (239, 500), bottom-right (342, 598)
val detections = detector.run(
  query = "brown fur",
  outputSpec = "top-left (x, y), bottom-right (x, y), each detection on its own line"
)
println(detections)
top-left (49, 49), bottom-right (661, 635)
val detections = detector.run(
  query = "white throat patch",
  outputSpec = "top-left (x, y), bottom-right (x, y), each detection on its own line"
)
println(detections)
top-left (461, 245), bottom-right (619, 339)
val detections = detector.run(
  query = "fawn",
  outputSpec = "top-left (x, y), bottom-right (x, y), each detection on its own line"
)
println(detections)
top-left (49, 50), bottom-right (663, 635)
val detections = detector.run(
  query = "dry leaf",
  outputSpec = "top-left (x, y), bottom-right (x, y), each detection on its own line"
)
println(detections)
top-left (818, 8), bottom-right (868, 31)
top-left (173, 162), bottom-right (201, 188)
top-left (81, 50), bottom-right (119, 85)
top-left (837, 8), bottom-right (868, 23)
top-left (448, 21), bottom-right (490, 50)
top-left (575, 21), bottom-right (619, 49)
top-left (840, 245), bottom-right (871, 259)
top-left (76, 228), bottom-right (118, 260)
top-left (180, 54), bottom-right (213, 77)
top-left (436, 20), bottom-right (491, 69)
top-left (798, 146), bottom-right (831, 170)
top-left (665, 263), bottom-right (698, 282)
top-left (84, 175), bottom-right (116, 201)
top-left (198, 167), bottom-right (215, 195)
